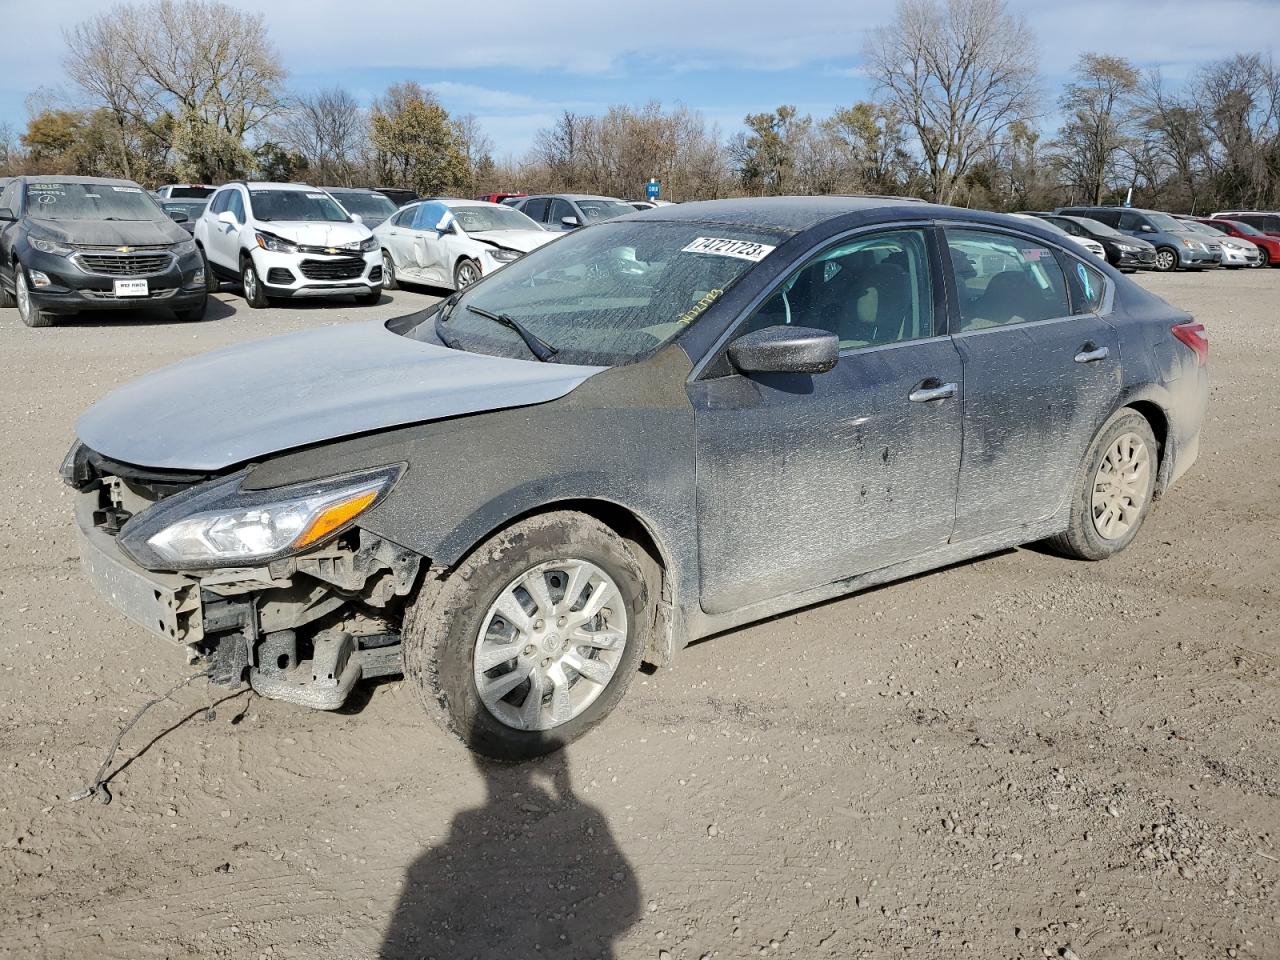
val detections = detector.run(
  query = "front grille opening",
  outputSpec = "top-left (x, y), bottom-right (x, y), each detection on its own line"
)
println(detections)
top-left (266, 267), bottom-right (295, 285)
top-left (299, 257), bottom-right (365, 281)
top-left (76, 254), bottom-right (173, 277)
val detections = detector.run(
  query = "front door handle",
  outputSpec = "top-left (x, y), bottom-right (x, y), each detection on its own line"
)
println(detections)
top-left (909, 381), bottom-right (958, 403)
top-left (1074, 343), bottom-right (1110, 363)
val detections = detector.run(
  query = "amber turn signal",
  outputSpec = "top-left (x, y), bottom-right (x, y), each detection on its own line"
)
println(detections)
top-left (293, 489), bottom-right (379, 549)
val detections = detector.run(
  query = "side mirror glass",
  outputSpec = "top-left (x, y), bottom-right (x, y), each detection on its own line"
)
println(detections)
top-left (561, 216), bottom-right (580, 228)
top-left (728, 325), bottom-right (839, 375)
top-left (0, 207), bottom-right (15, 222)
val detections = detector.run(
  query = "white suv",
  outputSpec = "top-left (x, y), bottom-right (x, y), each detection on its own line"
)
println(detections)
top-left (194, 181), bottom-right (382, 308)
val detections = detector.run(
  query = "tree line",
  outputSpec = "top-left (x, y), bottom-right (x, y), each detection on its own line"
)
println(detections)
top-left (2, 0), bottom-right (1278, 214)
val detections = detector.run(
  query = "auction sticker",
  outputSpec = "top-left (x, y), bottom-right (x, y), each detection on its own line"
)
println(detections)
top-left (681, 237), bottom-right (776, 262)
top-left (111, 186), bottom-right (143, 193)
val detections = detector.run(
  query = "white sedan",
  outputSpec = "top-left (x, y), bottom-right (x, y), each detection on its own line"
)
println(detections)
top-left (373, 199), bottom-right (556, 291)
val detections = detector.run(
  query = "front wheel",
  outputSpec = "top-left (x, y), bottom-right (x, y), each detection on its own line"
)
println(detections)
top-left (15, 267), bottom-right (54, 327)
top-left (402, 511), bottom-right (650, 761)
top-left (381, 251), bottom-right (399, 290)
top-left (1154, 247), bottom-right (1178, 272)
top-left (1048, 409), bottom-right (1158, 561)
top-left (454, 258), bottom-right (481, 290)
top-left (240, 256), bottom-right (269, 308)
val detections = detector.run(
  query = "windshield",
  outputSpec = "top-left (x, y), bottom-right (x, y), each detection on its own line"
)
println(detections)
top-left (449, 203), bottom-right (542, 233)
top-left (161, 200), bottom-right (207, 219)
top-left (575, 199), bottom-right (636, 222)
top-left (1215, 218), bottom-right (1262, 237)
top-left (1069, 217), bottom-right (1124, 239)
top-left (331, 191), bottom-right (396, 221)
top-left (410, 220), bottom-right (788, 365)
top-left (25, 182), bottom-right (166, 222)
top-left (1147, 212), bottom-right (1184, 232)
top-left (249, 189), bottom-right (350, 223)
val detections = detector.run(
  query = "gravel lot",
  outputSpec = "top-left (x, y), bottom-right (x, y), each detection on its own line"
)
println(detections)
top-left (1, 270), bottom-right (1276, 960)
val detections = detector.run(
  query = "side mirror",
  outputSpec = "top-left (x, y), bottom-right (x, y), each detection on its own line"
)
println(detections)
top-left (217, 210), bottom-right (238, 227)
top-left (1140, 224), bottom-right (1155, 233)
top-left (169, 210), bottom-right (188, 223)
top-left (561, 216), bottom-right (580, 228)
top-left (0, 207), bottom-right (15, 222)
top-left (350, 213), bottom-right (363, 224)
top-left (728, 325), bottom-right (839, 375)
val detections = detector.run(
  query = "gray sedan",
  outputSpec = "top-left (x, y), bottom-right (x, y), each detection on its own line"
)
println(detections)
top-left (64, 197), bottom-right (1208, 760)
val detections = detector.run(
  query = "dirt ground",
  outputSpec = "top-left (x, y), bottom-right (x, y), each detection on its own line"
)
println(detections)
top-left (0, 270), bottom-right (1276, 960)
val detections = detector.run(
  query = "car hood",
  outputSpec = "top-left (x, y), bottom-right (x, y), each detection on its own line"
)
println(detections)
top-left (468, 229), bottom-right (556, 253)
top-left (27, 218), bottom-right (187, 247)
top-left (252, 220), bottom-right (372, 246)
top-left (76, 320), bottom-right (605, 471)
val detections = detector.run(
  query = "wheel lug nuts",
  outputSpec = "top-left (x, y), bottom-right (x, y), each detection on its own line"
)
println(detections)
top-left (534, 619), bottom-right (545, 630)
top-left (557, 616), bottom-right (567, 627)
top-left (523, 645), bottom-right (535, 656)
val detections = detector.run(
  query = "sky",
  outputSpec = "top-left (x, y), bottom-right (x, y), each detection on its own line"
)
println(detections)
top-left (0, 0), bottom-right (1276, 159)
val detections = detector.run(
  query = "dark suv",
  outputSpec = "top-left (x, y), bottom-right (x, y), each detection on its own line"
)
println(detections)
top-left (1056, 206), bottom-right (1220, 272)
top-left (0, 176), bottom-right (207, 327)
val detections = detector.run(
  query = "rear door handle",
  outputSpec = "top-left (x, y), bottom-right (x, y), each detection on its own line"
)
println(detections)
top-left (1074, 344), bottom-right (1110, 363)
top-left (909, 381), bottom-right (958, 403)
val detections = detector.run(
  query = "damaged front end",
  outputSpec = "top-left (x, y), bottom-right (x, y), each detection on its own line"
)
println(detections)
top-left (63, 443), bottom-right (422, 710)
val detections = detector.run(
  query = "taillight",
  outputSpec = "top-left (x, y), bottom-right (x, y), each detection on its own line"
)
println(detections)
top-left (1172, 321), bottom-right (1208, 366)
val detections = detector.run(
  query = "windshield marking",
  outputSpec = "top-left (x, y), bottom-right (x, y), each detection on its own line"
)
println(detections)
top-left (681, 237), bottom-right (776, 261)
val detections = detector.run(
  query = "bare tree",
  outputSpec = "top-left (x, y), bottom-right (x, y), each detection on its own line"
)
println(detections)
top-left (63, 0), bottom-right (285, 180)
top-left (275, 87), bottom-right (367, 185)
top-left (1194, 53), bottom-right (1280, 208)
top-left (866, 0), bottom-right (1038, 205)
top-left (1052, 54), bottom-right (1139, 204)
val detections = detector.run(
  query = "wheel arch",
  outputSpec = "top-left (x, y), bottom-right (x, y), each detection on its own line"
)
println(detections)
top-left (435, 495), bottom-right (677, 667)
top-left (1117, 396), bottom-right (1172, 496)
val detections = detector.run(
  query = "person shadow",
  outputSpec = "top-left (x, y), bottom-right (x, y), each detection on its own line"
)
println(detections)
top-left (379, 750), bottom-right (641, 960)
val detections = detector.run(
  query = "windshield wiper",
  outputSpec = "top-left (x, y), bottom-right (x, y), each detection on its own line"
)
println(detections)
top-left (463, 304), bottom-right (558, 362)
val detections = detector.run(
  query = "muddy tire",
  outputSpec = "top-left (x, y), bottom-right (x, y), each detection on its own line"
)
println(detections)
top-left (1047, 409), bottom-right (1158, 561)
top-left (402, 511), bottom-right (650, 761)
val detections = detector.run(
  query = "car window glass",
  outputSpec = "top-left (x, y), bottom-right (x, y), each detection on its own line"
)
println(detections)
top-left (523, 198), bottom-right (551, 222)
top-left (742, 229), bottom-right (933, 350)
top-left (1072, 260), bottom-right (1107, 313)
top-left (226, 191), bottom-right (245, 223)
top-left (0, 181), bottom-right (17, 211)
top-left (945, 229), bottom-right (1071, 331)
top-left (412, 201), bottom-right (453, 231)
top-left (391, 205), bottom-right (416, 227)
top-left (1117, 212), bottom-right (1144, 231)
top-left (550, 198), bottom-right (575, 224)
top-left (1266, 216), bottom-right (1280, 232)
top-left (208, 190), bottom-right (227, 214)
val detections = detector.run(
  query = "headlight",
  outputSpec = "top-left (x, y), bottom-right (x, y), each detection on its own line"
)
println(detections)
top-left (359, 236), bottom-right (378, 253)
top-left (174, 238), bottom-right (197, 256)
top-left (1180, 239), bottom-right (1205, 251)
top-left (1116, 243), bottom-right (1136, 252)
top-left (255, 232), bottom-right (299, 254)
top-left (487, 248), bottom-right (521, 263)
top-left (30, 237), bottom-right (74, 256)
top-left (129, 467), bottom-right (400, 568)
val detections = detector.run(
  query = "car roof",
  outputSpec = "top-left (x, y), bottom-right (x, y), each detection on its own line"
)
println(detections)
top-left (526, 194), bottom-right (627, 202)
top-left (17, 175), bottom-right (141, 187)
top-left (322, 186), bottom-right (383, 194)
top-left (620, 195), bottom-right (945, 233)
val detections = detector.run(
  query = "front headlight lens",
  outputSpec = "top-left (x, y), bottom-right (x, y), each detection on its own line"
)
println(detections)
top-left (359, 236), bottom-right (378, 253)
top-left (488, 248), bottom-right (521, 263)
top-left (146, 473), bottom-right (392, 565)
top-left (174, 238), bottom-right (197, 256)
top-left (30, 237), bottom-right (74, 256)
top-left (255, 232), bottom-right (299, 254)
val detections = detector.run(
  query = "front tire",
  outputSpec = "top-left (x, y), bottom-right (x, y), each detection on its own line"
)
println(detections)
top-left (454, 258), bottom-right (481, 290)
top-left (240, 255), bottom-right (269, 308)
top-left (1048, 409), bottom-right (1158, 561)
top-left (199, 247), bottom-right (219, 293)
top-left (1153, 247), bottom-right (1178, 272)
top-left (15, 266), bottom-right (54, 327)
top-left (402, 511), bottom-right (650, 761)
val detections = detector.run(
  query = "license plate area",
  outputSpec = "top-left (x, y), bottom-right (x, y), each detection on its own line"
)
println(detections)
top-left (113, 279), bottom-right (149, 297)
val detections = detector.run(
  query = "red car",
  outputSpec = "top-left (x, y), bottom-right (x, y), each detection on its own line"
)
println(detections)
top-left (1198, 216), bottom-right (1280, 267)
top-left (475, 192), bottom-right (527, 204)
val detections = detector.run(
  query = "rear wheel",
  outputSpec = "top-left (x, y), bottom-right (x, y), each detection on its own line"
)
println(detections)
top-left (1048, 409), bottom-right (1158, 560)
top-left (15, 267), bottom-right (54, 327)
top-left (381, 250), bottom-right (399, 290)
top-left (402, 511), bottom-right (650, 761)
top-left (240, 256), bottom-right (269, 308)
top-left (1154, 247), bottom-right (1178, 272)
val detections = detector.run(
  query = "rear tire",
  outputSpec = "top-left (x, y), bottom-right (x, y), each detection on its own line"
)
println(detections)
top-left (1154, 247), bottom-right (1178, 272)
top-left (381, 251), bottom-right (399, 290)
top-left (15, 267), bottom-right (54, 327)
top-left (402, 511), bottom-right (650, 761)
top-left (1047, 409), bottom-right (1158, 561)
top-left (240, 255), bottom-right (269, 308)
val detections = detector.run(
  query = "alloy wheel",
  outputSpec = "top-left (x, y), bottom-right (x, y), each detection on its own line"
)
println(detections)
top-left (456, 261), bottom-right (479, 288)
top-left (472, 559), bottom-right (628, 731)
top-left (16, 269), bottom-right (31, 320)
top-left (1155, 249), bottom-right (1176, 271)
top-left (1091, 432), bottom-right (1151, 540)
top-left (243, 265), bottom-right (258, 299)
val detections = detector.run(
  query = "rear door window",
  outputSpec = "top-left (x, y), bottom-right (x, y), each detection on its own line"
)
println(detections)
top-left (945, 229), bottom-right (1071, 331)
